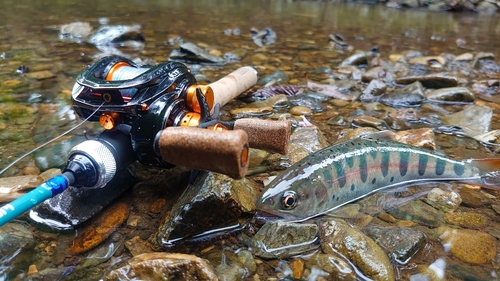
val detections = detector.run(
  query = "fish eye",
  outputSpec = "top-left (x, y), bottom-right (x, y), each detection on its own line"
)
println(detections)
top-left (281, 191), bottom-right (298, 210)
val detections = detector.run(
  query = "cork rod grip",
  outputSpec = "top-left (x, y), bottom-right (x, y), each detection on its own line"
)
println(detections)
top-left (156, 127), bottom-right (249, 179)
top-left (208, 66), bottom-right (258, 110)
top-left (234, 119), bottom-right (291, 155)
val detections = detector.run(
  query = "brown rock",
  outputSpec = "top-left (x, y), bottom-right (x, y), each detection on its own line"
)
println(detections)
top-left (103, 252), bottom-right (218, 281)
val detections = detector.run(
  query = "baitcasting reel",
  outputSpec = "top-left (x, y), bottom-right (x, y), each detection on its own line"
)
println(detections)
top-left (71, 55), bottom-right (217, 168)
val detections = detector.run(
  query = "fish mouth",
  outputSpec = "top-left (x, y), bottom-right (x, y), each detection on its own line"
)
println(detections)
top-left (254, 211), bottom-right (285, 224)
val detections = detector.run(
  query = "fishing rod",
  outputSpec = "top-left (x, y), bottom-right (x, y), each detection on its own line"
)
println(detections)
top-left (0, 55), bottom-right (291, 228)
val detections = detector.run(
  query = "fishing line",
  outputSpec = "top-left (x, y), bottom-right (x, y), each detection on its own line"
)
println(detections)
top-left (0, 102), bottom-right (105, 176)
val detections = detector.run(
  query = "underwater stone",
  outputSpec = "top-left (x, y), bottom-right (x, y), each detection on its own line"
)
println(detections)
top-left (387, 200), bottom-right (444, 228)
top-left (155, 171), bottom-right (259, 247)
top-left (443, 211), bottom-right (487, 229)
top-left (319, 219), bottom-right (395, 281)
top-left (423, 187), bottom-right (461, 213)
top-left (363, 226), bottom-right (426, 264)
top-left (68, 202), bottom-right (129, 255)
top-left (0, 223), bottom-right (36, 276)
top-left (395, 73), bottom-right (458, 88)
top-left (441, 105), bottom-right (492, 137)
top-left (426, 87), bottom-right (474, 103)
top-left (248, 221), bottom-right (319, 259)
top-left (305, 253), bottom-right (356, 280)
top-left (439, 228), bottom-right (496, 264)
top-left (103, 252), bottom-right (218, 281)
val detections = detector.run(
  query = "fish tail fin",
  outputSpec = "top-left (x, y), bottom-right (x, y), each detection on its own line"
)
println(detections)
top-left (468, 159), bottom-right (500, 189)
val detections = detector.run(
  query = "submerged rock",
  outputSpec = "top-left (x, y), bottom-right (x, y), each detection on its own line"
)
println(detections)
top-left (439, 227), bottom-right (496, 264)
top-left (305, 253), bottom-right (356, 280)
top-left (59, 21), bottom-right (93, 43)
top-left (0, 223), bottom-right (36, 278)
top-left (378, 81), bottom-right (425, 107)
top-left (395, 73), bottom-right (458, 88)
top-left (423, 187), bottom-right (462, 213)
top-left (363, 226), bottom-right (427, 264)
top-left (169, 42), bottom-right (225, 65)
top-left (319, 219), bottom-right (395, 281)
top-left (250, 27), bottom-right (277, 48)
top-left (426, 87), bottom-right (474, 103)
top-left (103, 252), bottom-right (218, 281)
top-left (155, 172), bottom-right (259, 246)
top-left (387, 200), bottom-right (444, 228)
top-left (441, 105), bottom-right (492, 136)
top-left (68, 202), bottom-right (129, 255)
top-left (247, 221), bottom-right (319, 259)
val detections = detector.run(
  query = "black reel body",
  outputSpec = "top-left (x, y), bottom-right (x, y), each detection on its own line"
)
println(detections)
top-left (71, 55), bottom-right (204, 167)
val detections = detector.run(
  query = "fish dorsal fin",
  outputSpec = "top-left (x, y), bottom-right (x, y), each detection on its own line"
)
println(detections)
top-left (361, 130), bottom-right (396, 141)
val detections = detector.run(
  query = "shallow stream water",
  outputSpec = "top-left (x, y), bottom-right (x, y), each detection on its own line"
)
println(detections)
top-left (1, 0), bottom-right (500, 280)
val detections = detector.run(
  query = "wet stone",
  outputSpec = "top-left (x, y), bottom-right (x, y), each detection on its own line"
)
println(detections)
top-left (439, 227), bottom-right (497, 264)
top-left (25, 70), bottom-right (56, 80)
top-left (363, 226), bottom-right (427, 264)
top-left (247, 94), bottom-right (288, 108)
top-left (378, 81), bottom-right (425, 108)
top-left (230, 106), bottom-right (273, 118)
top-left (387, 200), bottom-right (444, 228)
top-left (444, 211), bottom-right (487, 229)
top-left (351, 116), bottom-right (391, 131)
top-left (423, 187), bottom-right (461, 213)
top-left (0, 223), bottom-right (36, 276)
top-left (59, 21), bottom-right (93, 42)
top-left (155, 172), bottom-right (259, 245)
top-left (319, 219), bottom-right (395, 281)
top-left (394, 128), bottom-right (436, 150)
top-left (361, 79), bottom-right (387, 100)
top-left (103, 252), bottom-right (218, 281)
top-left (340, 52), bottom-right (368, 67)
top-left (68, 202), bottom-right (129, 255)
top-left (257, 71), bottom-right (289, 86)
top-left (286, 125), bottom-right (329, 164)
top-left (441, 105), bottom-right (492, 137)
top-left (125, 236), bottom-right (153, 257)
top-left (204, 251), bottom-right (247, 281)
top-left (248, 221), bottom-right (319, 259)
top-left (395, 73), bottom-right (458, 88)
top-left (426, 87), bottom-right (474, 103)
top-left (361, 66), bottom-right (388, 82)
top-left (305, 253), bottom-right (356, 281)
top-left (289, 106), bottom-right (312, 116)
top-left (0, 175), bottom-right (44, 202)
top-left (169, 42), bottom-right (225, 65)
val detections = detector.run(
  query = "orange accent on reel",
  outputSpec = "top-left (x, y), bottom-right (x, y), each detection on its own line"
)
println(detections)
top-left (99, 112), bottom-right (122, 130)
top-left (180, 112), bottom-right (201, 127)
top-left (207, 123), bottom-right (229, 131)
top-left (186, 85), bottom-right (215, 113)
top-left (105, 61), bottom-right (130, 81)
top-left (240, 145), bottom-right (249, 167)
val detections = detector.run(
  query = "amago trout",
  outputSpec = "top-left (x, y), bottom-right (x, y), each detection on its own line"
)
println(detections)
top-left (256, 136), bottom-right (500, 222)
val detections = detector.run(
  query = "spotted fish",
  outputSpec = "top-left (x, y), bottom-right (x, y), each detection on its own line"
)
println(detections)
top-left (256, 136), bottom-right (500, 222)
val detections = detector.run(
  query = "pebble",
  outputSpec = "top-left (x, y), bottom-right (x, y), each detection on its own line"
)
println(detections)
top-left (423, 187), bottom-right (462, 213)
top-left (305, 253), bottom-right (356, 280)
top-left (443, 211), bottom-right (487, 229)
top-left (248, 221), bottom-right (319, 259)
top-left (149, 198), bottom-right (167, 214)
top-left (439, 227), bottom-right (496, 264)
top-left (25, 70), bottom-right (56, 80)
top-left (103, 252), bottom-right (218, 281)
top-left (319, 219), bottom-right (395, 281)
top-left (289, 106), bottom-right (312, 116)
top-left (68, 202), bottom-right (129, 255)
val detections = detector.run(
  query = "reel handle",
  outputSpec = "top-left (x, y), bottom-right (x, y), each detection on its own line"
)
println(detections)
top-left (208, 66), bottom-right (258, 111)
top-left (155, 127), bottom-right (249, 179)
top-left (234, 119), bottom-right (291, 155)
